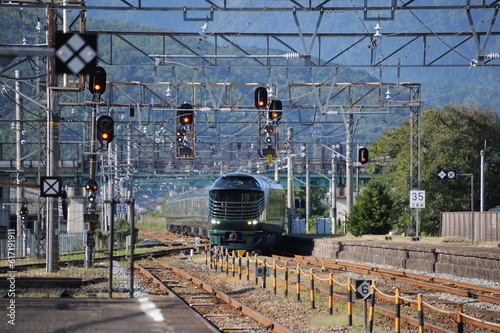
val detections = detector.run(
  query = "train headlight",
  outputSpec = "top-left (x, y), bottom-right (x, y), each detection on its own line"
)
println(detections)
top-left (247, 221), bottom-right (252, 225)
top-left (211, 219), bottom-right (216, 224)
top-left (252, 220), bottom-right (258, 225)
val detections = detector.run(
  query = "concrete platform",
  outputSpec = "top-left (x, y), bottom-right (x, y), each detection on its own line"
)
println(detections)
top-left (1, 296), bottom-right (217, 333)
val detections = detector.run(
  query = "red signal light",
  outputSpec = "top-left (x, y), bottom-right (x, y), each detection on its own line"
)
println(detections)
top-left (178, 103), bottom-right (194, 126)
top-left (88, 66), bottom-right (107, 96)
top-left (269, 100), bottom-right (283, 123)
top-left (96, 115), bottom-right (114, 144)
top-left (254, 87), bottom-right (268, 110)
top-left (181, 115), bottom-right (192, 125)
top-left (358, 147), bottom-right (369, 164)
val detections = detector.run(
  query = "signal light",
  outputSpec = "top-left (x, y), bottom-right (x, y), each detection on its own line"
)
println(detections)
top-left (263, 124), bottom-right (274, 133)
top-left (178, 103), bottom-right (194, 126)
top-left (85, 179), bottom-right (99, 191)
top-left (254, 87), bottom-right (268, 110)
top-left (88, 66), bottom-right (107, 96)
top-left (358, 147), bottom-right (369, 164)
top-left (181, 115), bottom-right (192, 125)
top-left (19, 206), bottom-right (28, 216)
top-left (269, 99), bottom-right (283, 123)
top-left (96, 115), bottom-right (114, 144)
top-left (177, 127), bottom-right (187, 142)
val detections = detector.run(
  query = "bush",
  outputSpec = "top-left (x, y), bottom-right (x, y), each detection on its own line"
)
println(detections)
top-left (347, 181), bottom-right (393, 236)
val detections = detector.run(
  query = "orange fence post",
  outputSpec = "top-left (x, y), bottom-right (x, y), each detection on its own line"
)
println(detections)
top-left (457, 304), bottom-right (463, 333)
top-left (273, 260), bottom-right (277, 295)
top-left (296, 263), bottom-right (301, 302)
top-left (246, 252), bottom-right (250, 281)
top-left (368, 281), bottom-right (376, 333)
top-left (213, 247), bottom-right (218, 271)
top-left (225, 249), bottom-right (229, 275)
top-left (395, 288), bottom-right (401, 333)
top-left (262, 258), bottom-right (267, 289)
top-left (284, 262), bottom-right (289, 296)
top-left (254, 254), bottom-right (259, 285)
top-left (328, 273), bottom-right (333, 315)
top-left (418, 294), bottom-right (424, 333)
top-left (231, 250), bottom-right (236, 277)
top-left (347, 278), bottom-right (353, 326)
top-left (238, 254), bottom-right (242, 280)
top-left (310, 268), bottom-right (315, 309)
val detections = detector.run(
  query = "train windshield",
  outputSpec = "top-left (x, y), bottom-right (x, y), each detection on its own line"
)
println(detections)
top-left (209, 190), bottom-right (264, 203)
top-left (212, 176), bottom-right (261, 189)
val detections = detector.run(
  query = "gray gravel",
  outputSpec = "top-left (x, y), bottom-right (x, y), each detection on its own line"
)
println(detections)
top-left (112, 261), bottom-right (149, 298)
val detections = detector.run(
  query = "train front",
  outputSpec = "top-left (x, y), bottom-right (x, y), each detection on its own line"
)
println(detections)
top-left (208, 172), bottom-right (272, 252)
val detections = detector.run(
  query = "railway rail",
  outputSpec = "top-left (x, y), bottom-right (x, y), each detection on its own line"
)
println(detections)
top-left (273, 254), bottom-right (500, 306)
top-left (2, 228), bottom-right (499, 332)
top-left (199, 247), bottom-right (500, 332)
top-left (139, 229), bottom-right (500, 331)
top-left (134, 257), bottom-right (294, 333)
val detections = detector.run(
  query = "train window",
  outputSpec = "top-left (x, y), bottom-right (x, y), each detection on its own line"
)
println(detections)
top-left (210, 190), bottom-right (263, 202)
top-left (213, 176), bottom-right (260, 188)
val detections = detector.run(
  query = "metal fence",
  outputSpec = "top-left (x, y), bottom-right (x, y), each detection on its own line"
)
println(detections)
top-left (441, 211), bottom-right (500, 242)
top-left (0, 232), bottom-right (84, 259)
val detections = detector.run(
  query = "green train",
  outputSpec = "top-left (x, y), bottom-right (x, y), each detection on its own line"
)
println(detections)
top-left (165, 172), bottom-right (286, 253)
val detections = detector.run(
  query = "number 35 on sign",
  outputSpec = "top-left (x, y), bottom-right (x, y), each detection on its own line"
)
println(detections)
top-left (410, 190), bottom-right (425, 208)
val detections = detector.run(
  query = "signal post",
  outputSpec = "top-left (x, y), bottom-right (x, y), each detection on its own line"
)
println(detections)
top-left (175, 102), bottom-right (196, 159)
top-left (84, 66), bottom-right (108, 268)
top-left (255, 87), bottom-right (283, 161)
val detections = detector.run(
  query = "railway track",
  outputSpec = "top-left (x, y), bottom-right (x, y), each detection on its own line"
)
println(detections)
top-left (180, 246), bottom-right (498, 332)
top-left (134, 257), bottom-right (294, 333)
top-left (3, 228), bottom-right (498, 332)
top-left (260, 253), bottom-right (500, 332)
top-left (273, 254), bottom-right (500, 306)
top-left (139, 229), bottom-right (500, 331)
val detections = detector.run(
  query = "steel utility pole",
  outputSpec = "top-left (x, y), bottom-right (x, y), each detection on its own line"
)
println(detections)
top-left (344, 112), bottom-right (354, 216)
top-left (85, 105), bottom-right (98, 268)
top-left (480, 149), bottom-right (485, 212)
top-left (15, 70), bottom-right (25, 255)
top-left (331, 154), bottom-right (337, 234)
top-left (286, 127), bottom-right (294, 233)
top-left (46, 8), bottom-right (60, 273)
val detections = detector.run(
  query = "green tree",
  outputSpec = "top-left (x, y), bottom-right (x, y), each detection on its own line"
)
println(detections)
top-left (369, 103), bottom-right (500, 235)
top-left (347, 180), bottom-right (393, 236)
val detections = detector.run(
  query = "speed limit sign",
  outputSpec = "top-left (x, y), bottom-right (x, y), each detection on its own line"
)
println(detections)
top-left (410, 190), bottom-right (425, 208)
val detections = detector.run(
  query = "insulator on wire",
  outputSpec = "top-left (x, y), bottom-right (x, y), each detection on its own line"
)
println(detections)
top-left (486, 53), bottom-right (500, 60)
top-left (283, 52), bottom-right (300, 59)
